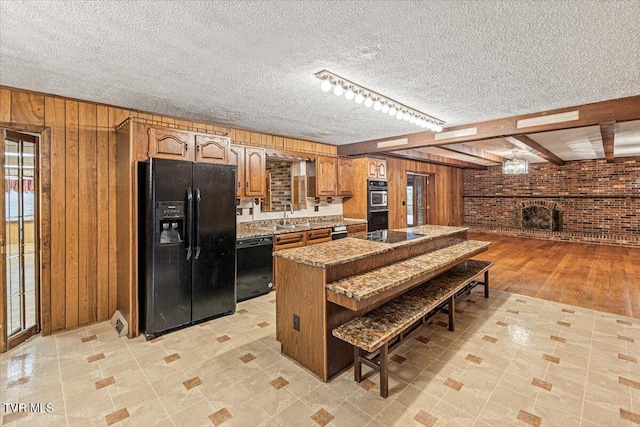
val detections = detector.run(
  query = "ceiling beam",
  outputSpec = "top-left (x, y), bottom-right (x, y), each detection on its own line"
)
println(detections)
top-left (437, 144), bottom-right (506, 163)
top-left (509, 135), bottom-right (565, 166)
top-left (599, 121), bottom-right (615, 163)
top-left (387, 149), bottom-right (487, 170)
top-left (337, 95), bottom-right (640, 156)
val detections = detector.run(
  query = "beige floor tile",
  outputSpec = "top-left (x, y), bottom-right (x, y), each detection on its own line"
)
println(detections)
top-left (268, 399), bottom-right (316, 427)
top-left (120, 398), bottom-right (170, 427)
top-left (66, 398), bottom-right (115, 427)
top-left (532, 400), bottom-right (581, 427)
top-left (221, 400), bottom-right (271, 427)
top-left (329, 400), bottom-right (373, 427)
top-left (170, 398), bottom-right (215, 427)
top-left (283, 370), bottom-right (322, 397)
top-left (393, 384), bottom-right (440, 412)
top-left (346, 387), bottom-right (392, 417)
top-left (250, 387), bottom-right (298, 416)
top-left (300, 384), bottom-right (346, 413)
top-left (428, 399), bottom-right (476, 426)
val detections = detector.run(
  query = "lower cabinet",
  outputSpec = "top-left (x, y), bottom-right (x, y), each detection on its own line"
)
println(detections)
top-left (273, 231), bottom-right (306, 251)
top-left (347, 224), bottom-right (367, 235)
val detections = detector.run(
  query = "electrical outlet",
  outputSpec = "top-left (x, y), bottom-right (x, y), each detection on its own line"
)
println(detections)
top-left (314, 205), bottom-right (319, 212)
top-left (236, 208), bottom-right (243, 216)
top-left (293, 314), bottom-right (300, 331)
top-left (249, 207), bottom-right (253, 215)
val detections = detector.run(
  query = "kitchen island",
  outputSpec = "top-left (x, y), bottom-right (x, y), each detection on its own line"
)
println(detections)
top-left (274, 225), bottom-right (490, 381)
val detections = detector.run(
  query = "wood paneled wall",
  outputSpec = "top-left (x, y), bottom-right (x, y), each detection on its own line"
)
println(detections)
top-left (387, 157), bottom-right (463, 229)
top-left (0, 86), bottom-right (337, 335)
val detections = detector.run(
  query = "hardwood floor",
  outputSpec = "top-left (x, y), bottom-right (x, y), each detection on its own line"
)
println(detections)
top-left (469, 232), bottom-right (640, 319)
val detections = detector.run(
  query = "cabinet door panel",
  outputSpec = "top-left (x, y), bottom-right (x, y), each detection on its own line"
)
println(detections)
top-left (196, 135), bottom-right (230, 164)
top-left (368, 159), bottom-right (378, 178)
top-left (245, 147), bottom-right (265, 197)
top-left (148, 127), bottom-right (192, 160)
top-left (338, 158), bottom-right (353, 196)
top-left (376, 160), bottom-right (387, 179)
top-left (229, 145), bottom-right (245, 197)
top-left (317, 156), bottom-right (337, 196)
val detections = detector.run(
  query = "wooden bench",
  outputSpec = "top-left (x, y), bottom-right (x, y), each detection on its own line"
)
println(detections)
top-left (332, 259), bottom-right (493, 398)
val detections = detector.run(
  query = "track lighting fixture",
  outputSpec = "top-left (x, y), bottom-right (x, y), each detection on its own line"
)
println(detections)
top-left (314, 69), bottom-right (445, 132)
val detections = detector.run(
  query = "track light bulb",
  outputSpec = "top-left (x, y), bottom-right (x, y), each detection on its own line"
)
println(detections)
top-left (435, 124), bottom-right (443, 132)
top-left (396, 111), bottom-right (404, 120)
top-left (389, 107), bottom-right (397, 116)
top-left (355, 93), bottom-right (364, 104)
top-left (320, 79), bottom-right (332, 92)
top-left (345, 88), bottom-right (355, 100)
top-left (373, 100), bottom-right (382, 111)
top-left (408, 115), bottom-right (416, 123)
top-left (333, 84), bottom-right (344, 96)
top-left (381, 104), bottom-right (390, 114)
top-left (364, 97), bottom-right (373, 108)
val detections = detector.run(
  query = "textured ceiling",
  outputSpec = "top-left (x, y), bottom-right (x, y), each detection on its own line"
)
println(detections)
top-left (1, 1), bottom-right (639, 146)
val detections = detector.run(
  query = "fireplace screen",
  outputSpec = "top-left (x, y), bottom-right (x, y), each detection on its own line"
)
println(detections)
top-left (520, 204), bottom-right (560, 231)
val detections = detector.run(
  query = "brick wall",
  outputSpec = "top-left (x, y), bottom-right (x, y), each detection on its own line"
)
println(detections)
top-left (463, 159), bottom-right (640, 245)
top-left (266, 161), bottom-right (292, 211)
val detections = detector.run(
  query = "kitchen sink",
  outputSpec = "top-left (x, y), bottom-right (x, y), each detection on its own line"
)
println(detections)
top-left (256, 224), bottom-right (297, 232)
top-left (293, 222), bottom-right (328, 228)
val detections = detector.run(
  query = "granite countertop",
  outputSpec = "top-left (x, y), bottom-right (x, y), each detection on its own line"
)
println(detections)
top-left (332, 259), bottom-right (493, 352)
top-left (325, 240), bottom-right (490, 301)
top-left (274, 225), bottom-right (468, 267)
top-left (237, 218), bottom-right (367, 239)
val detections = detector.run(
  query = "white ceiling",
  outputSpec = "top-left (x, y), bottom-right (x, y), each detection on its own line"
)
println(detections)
top-left (1, 0), bottom-right (639, 147)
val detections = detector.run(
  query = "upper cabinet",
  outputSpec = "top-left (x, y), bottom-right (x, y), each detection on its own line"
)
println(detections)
top-left (317, 156), bottom-right (338, 196)
top-left (308, 155), bottom-right (357, 197)
top-left (367, 158), bottom-right (387, 179)
top-left (148, 127), bottom-right (191, 160)
top-left (337, 158), bottom-right (354, 196)
top-left (195, 135), bottom-right (230, 164)
top-left (245, 147), bottom-right (266, 197)
top-left (230, 144), bottom-right (266, 199)
top-left (148, 126), bottom-right (230, 164)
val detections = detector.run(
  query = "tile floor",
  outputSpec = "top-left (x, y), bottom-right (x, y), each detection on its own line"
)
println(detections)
top-left (1, 288), bottom-right (639, 427)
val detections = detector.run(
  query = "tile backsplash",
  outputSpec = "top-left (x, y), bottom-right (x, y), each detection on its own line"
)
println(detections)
top-left (236, 197), bottom-right (343, 223)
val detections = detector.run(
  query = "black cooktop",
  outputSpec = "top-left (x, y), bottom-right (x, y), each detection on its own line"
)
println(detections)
top-left (356, 229), bottom-right (425, 244)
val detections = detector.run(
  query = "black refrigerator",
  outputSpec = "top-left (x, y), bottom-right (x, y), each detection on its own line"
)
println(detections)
top-left (139, 158), bottom-right (237, 340)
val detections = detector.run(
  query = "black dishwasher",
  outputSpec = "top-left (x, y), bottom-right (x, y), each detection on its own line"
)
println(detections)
top-left (236, 235), bottom-right (274, 302)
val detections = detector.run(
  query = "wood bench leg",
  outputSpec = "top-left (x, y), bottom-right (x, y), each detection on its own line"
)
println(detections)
top-left (448, 297), bottom-right (455, 332)
top-left (380, 343), bottom-right (389, 398)
top-left (354, 346), bottom-right (362, 382)
top-left (484, 270), bottom-right (490, 298)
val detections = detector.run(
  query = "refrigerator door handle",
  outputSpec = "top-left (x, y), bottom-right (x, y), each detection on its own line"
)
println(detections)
top-left (185, 187), bottom-right (193, 260)
top-left (194, 188), bottom-right (201, 259)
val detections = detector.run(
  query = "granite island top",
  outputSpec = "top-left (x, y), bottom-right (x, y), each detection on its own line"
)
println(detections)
top-left (237, 218), bottom-right (367, 239)
top-left (325, 240), bottom-right (490, 302)
top-left (274, 224), bottom-right (469, 268)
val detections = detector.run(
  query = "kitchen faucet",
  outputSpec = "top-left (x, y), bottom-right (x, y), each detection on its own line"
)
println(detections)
top-left (282, 201), bottom-right (294, 225)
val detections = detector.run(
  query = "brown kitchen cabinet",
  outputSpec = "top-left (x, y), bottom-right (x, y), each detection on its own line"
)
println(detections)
top-left (367, 158), bottom-right (386, 179)
top-left (148, 126), bottom-right (231, 164)
top-left (148, 126), bottom-right (192, 161)
top-left (195, 135), bottom-right (230, 164)
top-left (273, 231), bottom-right (307, 250)
top-left (346, 224), bottom-right (367, 235)
top-left (308, 155), bottom-right (355, 197)
top-left (337, 158), bottom-right (354, 196)
top-left (229, 144), bottom-right (266, 199)
top-left (306, 228), bottom-right (332, 245)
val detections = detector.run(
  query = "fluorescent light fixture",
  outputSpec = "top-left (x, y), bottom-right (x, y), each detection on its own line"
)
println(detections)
top-left (516, 110), bottom-right (579, 129)
top-left (377, 138), bottom-right (409, 148)
top-left (314, 69), bottom-right (445, 132)
top-left (434, 127), bottom-right (477, 140)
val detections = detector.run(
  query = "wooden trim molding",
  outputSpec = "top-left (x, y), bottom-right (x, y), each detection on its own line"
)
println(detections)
top-left (508, 135), bottom-right (565, 166)
top-left (387, 149), bottom-right (487, 170)
top-left (437, 144), bottom-right (505, 163)
top-left (600, 121), bottom-right (615, 163)
top-left (338, 95), bottom-right (640, 156)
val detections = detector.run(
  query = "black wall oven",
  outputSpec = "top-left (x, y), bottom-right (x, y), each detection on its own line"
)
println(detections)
top-left (367, 179), bottom-right (389, 231)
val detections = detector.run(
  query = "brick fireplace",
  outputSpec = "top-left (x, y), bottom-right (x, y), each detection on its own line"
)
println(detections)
top-left (519, 200), bottom-right (560, 231)
top-left (463, 159), bottom-right (640, 247)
